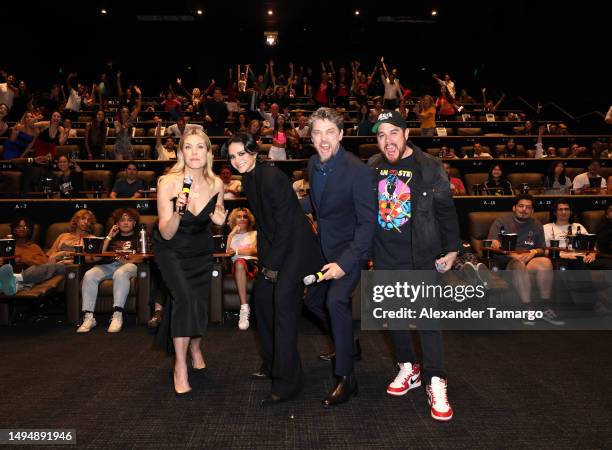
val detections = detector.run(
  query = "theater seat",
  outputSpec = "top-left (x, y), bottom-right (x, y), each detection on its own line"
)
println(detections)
top-left (358, 144), bottom-right (379, 158)
top-left (64, 260), bottom-right (150, 325)
top-left (132, 145), bottom-right (151, 159)
top-left (458, 127), bottom-right (482, 136)
top-left (580, 210), bottom-right (605, 235)
top-left (468, 211), bottom-right (550, 257)
top-left (83, 170), bottom-right (114, 195)
top-left (222, 274), bottom-right (254, 315)
top-left (56, 145), bottom-right (80, 158)
top-left (464, 173), bottom-right (489, 195)
top-left (564, 167), bottom-right (585, 181)
top-left (0, 171), bottom-right (23, 196)
top-left (507, 173), bottom-right (544, 193)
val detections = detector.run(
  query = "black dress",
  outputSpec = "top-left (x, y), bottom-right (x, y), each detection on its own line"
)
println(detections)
top-left (153, 194), bottom-right (217, 343)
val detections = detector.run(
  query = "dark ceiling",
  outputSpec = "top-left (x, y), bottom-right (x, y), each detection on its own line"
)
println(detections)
top-left (3, 1), bottom-right (609, 110)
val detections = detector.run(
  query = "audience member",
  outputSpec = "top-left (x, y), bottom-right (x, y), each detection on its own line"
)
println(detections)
top-left (47, 210), bottom-right (97, 265)
top-left (415, 95), bottom-right (437, 136)
top-left (226, 208), bottom-right (258, 330)
top-left (442, 162), bottom-right (466, 195)
top-left (487, 195), bottom-right (560, 325)
top-left (543, 162), bottom-right (572, 192)
top-left (54, 155), bottom-right (83, 198)
top-left (110, 161), bottom-right (145, 199)
top-left (484, 164), bottom-right (514, 195)
top-left (77, 208), bottom-right (143, 333)
top-left (154, 120), bottom-right (177, 161)
top-left (219, 165), bottom-right (242, 199)
top-left (84, 110), bottom-right (108, 159)
top-left (166, 116), bottom-right (204, 138)
top-left (113, 87), bottom-right (142, 159)
top-left (572, 159), bottom-right (607, 193)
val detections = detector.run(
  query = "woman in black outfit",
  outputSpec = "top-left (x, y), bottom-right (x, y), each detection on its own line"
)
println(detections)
top-left (227, 133), bottom-right (323, 406)
top-left (55, 155), bottom-right (83, 198)
top-left (484, 164), bottom-right (514, 195)
top-left (154, 128), bottom-right (227, 395)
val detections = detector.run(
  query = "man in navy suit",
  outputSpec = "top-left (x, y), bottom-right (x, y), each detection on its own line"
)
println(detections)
top-left (302, 107), bottom-right (376, 407)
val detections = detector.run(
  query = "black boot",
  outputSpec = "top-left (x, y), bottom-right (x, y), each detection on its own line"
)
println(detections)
top-left (322, 373), bottom-right (358, 407)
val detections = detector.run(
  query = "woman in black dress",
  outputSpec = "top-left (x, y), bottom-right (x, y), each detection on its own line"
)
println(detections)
top-left (228, 133), bottom-right (323, 406)
top-left (154, 128), bottom-right (227, 395)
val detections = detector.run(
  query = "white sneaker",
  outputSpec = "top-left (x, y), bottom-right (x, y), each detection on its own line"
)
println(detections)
top-left (238, 305), bottom-right (250, 330)
top-left (427, 376), bottom-right (454, 421)
top-left (77, 313), bottom-right (96, 333)
top-left (386, 362), bottom-right (422, 396)
top-left (542, 308), bottom-right (565, 326)
top-left (108, 311), bottom-right (123, 333)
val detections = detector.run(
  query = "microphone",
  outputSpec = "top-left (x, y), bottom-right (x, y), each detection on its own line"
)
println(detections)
top-left (178, 175), bottom-right (193, 216)
top-left (303, 269), bottom-right (328, 286)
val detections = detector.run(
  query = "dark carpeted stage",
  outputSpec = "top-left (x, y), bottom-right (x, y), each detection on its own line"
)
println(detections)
top-left (1, 315), bottom-right (611, 449)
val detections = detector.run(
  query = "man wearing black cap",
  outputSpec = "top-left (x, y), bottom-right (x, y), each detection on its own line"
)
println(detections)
top-left (369, 110), bottom-right (460, 421)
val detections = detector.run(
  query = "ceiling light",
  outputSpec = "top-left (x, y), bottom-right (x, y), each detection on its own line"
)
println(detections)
top-left (267, 9), bottom-right (274, 16)
top-left (431, 10), bottom-right (438, 16)
top-left (355, 10), bottom-right (360, 16)
top-left (100, 9), bottom-right (107, 15)
top-left (196, 9), bottom-right (203, 15)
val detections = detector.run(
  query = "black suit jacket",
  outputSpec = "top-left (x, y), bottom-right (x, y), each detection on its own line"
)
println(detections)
top-left (243, 162), bottom-right (323, 277)
top-left (304, 147), bottom-right (376, 271)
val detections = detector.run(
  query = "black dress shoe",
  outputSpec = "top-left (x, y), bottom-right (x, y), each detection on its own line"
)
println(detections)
top-left (259, 393), bottom-right (287, 407)
top-left (322, 373), bottom-right (358, 407)
top-left (318, 350), bottom-right (336, 361)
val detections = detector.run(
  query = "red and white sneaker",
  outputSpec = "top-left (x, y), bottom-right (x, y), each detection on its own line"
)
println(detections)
top-left (426, 377), bottom-right (454, 421)
top-left (386, 362), bottom-right (422, 396)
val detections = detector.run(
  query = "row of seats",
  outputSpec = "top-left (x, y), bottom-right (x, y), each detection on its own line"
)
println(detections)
top-left (2, 209), bottom-right (609, 326)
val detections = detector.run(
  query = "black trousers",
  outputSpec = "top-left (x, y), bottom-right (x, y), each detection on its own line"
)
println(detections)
top-left (389, 330), bottom-right (446, 385)
top-left (304, 261), bottom-right (362, 376)
top-left (252, 271), bottom-right (305, 398)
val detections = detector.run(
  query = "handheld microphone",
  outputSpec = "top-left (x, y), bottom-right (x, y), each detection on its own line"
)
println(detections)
top-left (178, 175), bottom-right (193, 216)
top-left (303, 269), bottom-right (328, 286)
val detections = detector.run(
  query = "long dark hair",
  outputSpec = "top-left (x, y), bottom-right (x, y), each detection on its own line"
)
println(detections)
top-left (487, 164), bottom-right (507, 183)
top-left (545, 161), bottom-right (566, 187)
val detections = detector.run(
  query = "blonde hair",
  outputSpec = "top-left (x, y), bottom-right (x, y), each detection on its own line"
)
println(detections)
top-left (227, 207), bottom-right (255, 230)
top-left (167, 128), bottom-right (215, 187)
top-left (69, 209), bottom-right (97, 233)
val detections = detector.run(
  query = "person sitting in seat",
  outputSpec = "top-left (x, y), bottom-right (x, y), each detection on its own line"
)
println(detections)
top-left (487, 194), bottom-right (560, 325)
top-left (226, 208), bottom-right (257, 330)
top-left (483, 164), bottom-right (513, 195)
top-left (543, 199), bottom-right (595, 266)
top-left (572, 159), bottom-right (607, 194)
top-left (543, 162), bottom-right (572, 193)
top-left (0, 211), bottom-right (97, 295)
top-left (219, 165), bottom-right (242, 199)
top-left (77, 208), bottom-right (143, 334)
top-left (47, 209), bottom-right (97, 264)
top-left (110, 161), bottom-right (145, 199)
top-left (442, 162), bottom-right (466, 196)
top-left (463, 142), bottom-right (492, 159)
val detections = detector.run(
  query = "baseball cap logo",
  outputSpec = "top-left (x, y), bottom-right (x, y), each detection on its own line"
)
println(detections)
top-left (378, 112), bottom-right (393, 122)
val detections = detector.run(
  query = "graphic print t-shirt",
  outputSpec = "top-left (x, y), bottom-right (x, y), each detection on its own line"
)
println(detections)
top-left (372, 155), bottom-right (416, 269)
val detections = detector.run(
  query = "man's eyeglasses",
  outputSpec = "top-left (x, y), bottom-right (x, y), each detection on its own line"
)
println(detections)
top-left (236, 215), bottom-right (249, 219)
